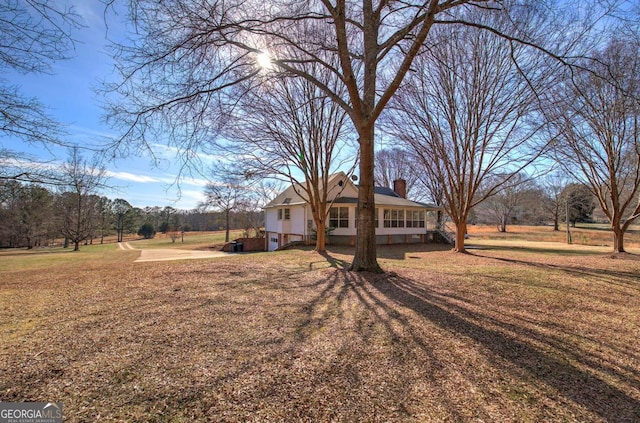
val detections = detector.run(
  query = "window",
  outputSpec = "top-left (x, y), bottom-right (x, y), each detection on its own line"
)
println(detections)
top-left (329, 207), bottom-right (349, 228)
top-left (383, 209), bottom-right (405, 228)
top-left (406, 210), bottom-right (425, 228)
top-left (277, 208), bottom-right (290, 220)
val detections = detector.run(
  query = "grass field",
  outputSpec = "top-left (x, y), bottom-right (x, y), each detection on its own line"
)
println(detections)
top-left (129, 230), bottom-right (246, 250)
top-left (1, 227), bottom-right (639, 422)
top-left (464, 223), bottom-right (640, 249)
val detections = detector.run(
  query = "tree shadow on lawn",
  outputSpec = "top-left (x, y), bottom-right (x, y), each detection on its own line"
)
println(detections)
top-left (375, 243), bottom-right (454, 259)
top-left (358, 271), bottom-right (640, 422)
top-left (467, 243), bottom-right (611, 257)
top-left (285, 268), bottom-right (470, 420)
top-left (469, 249), bottom-right (640, 293)
top-left (5, 256), bottom-right (639, 421)
top-left (321, 243), bottom-right (453, 261)
top-left (317, 250), bottom-right (351, 269)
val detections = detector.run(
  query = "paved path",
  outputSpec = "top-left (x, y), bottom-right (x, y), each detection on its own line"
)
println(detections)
top-left (118, 242), bottom-right (229, 262)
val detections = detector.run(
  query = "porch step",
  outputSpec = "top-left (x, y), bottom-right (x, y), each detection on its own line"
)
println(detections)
top-left (436, 230), bottom-right (455, 244)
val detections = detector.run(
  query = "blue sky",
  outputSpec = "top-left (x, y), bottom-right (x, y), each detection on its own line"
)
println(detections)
top-left (3, 2), bottom-right (210, 210)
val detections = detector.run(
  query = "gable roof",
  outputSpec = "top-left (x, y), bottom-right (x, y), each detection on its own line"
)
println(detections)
top-left (264, 172), bottom-right (354, 209)
top-left (265, 172), bottom-right (440, 210)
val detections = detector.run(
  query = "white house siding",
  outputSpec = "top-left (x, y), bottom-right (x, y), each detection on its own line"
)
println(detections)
top-left (264, 172), bottom-right (441, 250)
top-left (326, 206), bottom-right (433, 246)
top-left (264, 208), bottom-right (279, 251)
top-left (265, 208), bottom-right (279, 232)
top-left (338, 184), bottom-right (358, 199)
top-left (290, 206), bottom-right (307, 236)
top-left (265, 204), bottom-right (308, 251)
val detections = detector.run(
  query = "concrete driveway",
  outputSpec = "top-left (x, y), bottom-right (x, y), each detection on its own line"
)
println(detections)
top-left (118, 242), bottom-right (229, 262)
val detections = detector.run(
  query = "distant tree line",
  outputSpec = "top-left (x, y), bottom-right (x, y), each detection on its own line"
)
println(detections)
top-left (472, 178), bottom-right (597, 231)
top-left (0, 180), bottom-right (263, 250)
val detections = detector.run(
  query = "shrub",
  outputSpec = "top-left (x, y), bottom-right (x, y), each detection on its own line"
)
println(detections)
top-left (138, 223), bottom-right (156, 239)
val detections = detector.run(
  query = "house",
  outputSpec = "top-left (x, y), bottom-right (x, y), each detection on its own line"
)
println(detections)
top-left (264, 172), bottom-right (441, 251)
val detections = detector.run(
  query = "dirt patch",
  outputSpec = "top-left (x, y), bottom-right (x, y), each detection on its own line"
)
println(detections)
top-left (118, 242), bottom-right (230, 262)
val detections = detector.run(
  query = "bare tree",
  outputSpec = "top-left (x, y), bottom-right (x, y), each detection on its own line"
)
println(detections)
top-left (385, 8), bottom-right (550, 252)
top-left (552, 39), bottom-right (640, 253)
top-left (0, 181), bottom-right (54, 248)
top-left (201, 178), bottom-right (250, 243)
top-left (112, 198), bottom-right (134, 242)
top-left (158, 206), bottom-right (178, 233)
top-left (104, 0), bottom-right (620, 269)
top-left (220, 64), bottom-right (353, 252)
top-left (96, 196), bottom-right (114, 244)
top-left (540, 171), bottom-right (570, 231)
top-left (374, 148), bottom-right (426, 200)
top-left (238, 179), bottom-right (282, 238)
top-left (477, 173), bottom-right (538, 232)
top-left (0, 0), bottom-right (83, 182)
top-left (100, 0), bottom-right (480, 270)
top-left (57, 148), bottom-right (108, 251)
top-left (166, 210), bottom-right (182, 243)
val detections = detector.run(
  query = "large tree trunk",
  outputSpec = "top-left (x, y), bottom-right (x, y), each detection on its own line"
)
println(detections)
top-left (312, 205), bottom-right (327, 252)
top-left (454, 220), bottom-right (467, 253)
top-left (613, 225), bottom-right (626, 253)
top-left (315, 218), bottom-right (326, 252)
top-left (350, 130), bottom-right (383, 273)
top-left (348, 4), bottom-right (383, 273)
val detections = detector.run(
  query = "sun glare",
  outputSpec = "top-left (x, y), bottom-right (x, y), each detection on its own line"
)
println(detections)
top-left (256, 52), bottom-right (273, 70)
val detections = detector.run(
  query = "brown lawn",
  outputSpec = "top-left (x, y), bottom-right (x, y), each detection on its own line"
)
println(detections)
top-left (0, 237), bottom-right (639, 422)
top-left (464, 223), bottom-right (640, 249)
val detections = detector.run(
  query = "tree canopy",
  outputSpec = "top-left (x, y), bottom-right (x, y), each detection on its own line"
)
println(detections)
top-left (103, 0), bottom-right (636, 265)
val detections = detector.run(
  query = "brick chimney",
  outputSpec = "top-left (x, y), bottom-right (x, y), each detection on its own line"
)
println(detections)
top-left (393, 179), bottom-right (407, 199)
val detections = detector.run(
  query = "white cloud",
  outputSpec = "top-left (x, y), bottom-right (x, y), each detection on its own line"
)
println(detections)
top-left (104, 170), bottom-right (162, 183)
top-left (171, 189), bottom-right (207, 209)
top-left (148, 143), bottom-right (229, 165)
top-left (179, 176), bottom-right (209, 187)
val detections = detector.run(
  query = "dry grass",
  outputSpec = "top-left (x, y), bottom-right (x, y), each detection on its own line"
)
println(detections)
top-left (131, 230), bottom-right (245, 251)
top-left (1, 236), bottom-right (639, 422)
top-left (464, 224), bottom-right (640, 249)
